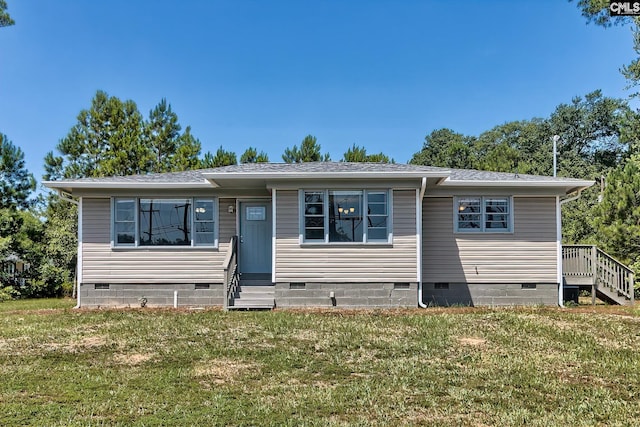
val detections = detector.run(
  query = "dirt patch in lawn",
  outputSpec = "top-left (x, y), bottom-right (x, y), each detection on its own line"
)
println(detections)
top-left (113, 352), bottom-right (155, 365)
top-left (456, 336), bottom-right (487, 347)
top-left (44, 335), bottom-right (108, 353)
top-left (193, 358), bottom-right (258, 387)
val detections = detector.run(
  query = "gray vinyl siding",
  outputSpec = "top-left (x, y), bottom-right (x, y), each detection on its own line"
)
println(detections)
top-left (422, 197), bottom-right (558, 284)
top-left (81, 197), bottom-right (235, 284)
top-left (275, 190), bottom-right (417, 282)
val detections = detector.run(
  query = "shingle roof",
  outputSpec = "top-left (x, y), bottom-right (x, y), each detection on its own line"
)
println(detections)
top-left (45, 162), bottom-right (588, 184)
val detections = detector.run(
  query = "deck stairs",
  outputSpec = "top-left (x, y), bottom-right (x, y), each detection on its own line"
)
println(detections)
top-left (563, 245), bottom-right (635, 306)
top-left (228, 273), bottom-right (275, 310)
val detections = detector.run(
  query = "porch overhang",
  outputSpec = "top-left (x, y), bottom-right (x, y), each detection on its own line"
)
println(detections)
top-left (202, 170), bottom-right (452, 189)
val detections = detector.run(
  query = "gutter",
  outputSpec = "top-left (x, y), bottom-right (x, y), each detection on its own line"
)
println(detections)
top-left (43, 181), bottom-right (211, 191)
top-left (203, 171), bottom-right (450, 181)
top-left (417, 177), bottom-right (428, 308)
top-left (557, 188), bottom-right (585, 308)
top-left (53, 190), bottom-right (79, 205)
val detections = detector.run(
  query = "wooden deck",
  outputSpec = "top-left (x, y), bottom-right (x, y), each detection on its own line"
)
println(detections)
top-left (563, 245), bottom-right (635, 306)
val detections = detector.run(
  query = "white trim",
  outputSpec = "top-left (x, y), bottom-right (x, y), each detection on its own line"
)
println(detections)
top-left (194, 198), bottom-right (219, 247)
top-left (453, 196), bottom-right (513, 233)
top-left (111, 197), bottom-right (219, 249)
top-left (297, 190), bottom-right (303, 245)
top-left (44, 181), bottom-right (211, 189)
top-left (203, 171), bottom-right (450, 181)
top-left (556, 195), bottom-right (563, 307)
top-left (272, 189), bottom-right (277, 284)
top-left (77, 197), bottom-right (83, 308)
top-left (111, 197), bottom-right (136, 247)
top-left (439, 178), bottom-right (594, 189)
top-left (300, 189), bottom-right (327, 243)
top-left (300, 188), bottom-right (392, 244)
top-left (417, 178), bottom-right (427, 308)
top-left (416, 190), bottom-right (422, 295)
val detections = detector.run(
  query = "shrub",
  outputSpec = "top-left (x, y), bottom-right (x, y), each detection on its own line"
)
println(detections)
top-left (0, 286), bottom-right (17, 302)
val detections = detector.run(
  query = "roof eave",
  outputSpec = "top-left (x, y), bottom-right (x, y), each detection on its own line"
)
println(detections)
top-left (202, 171), bottom-right (451, 181)
top-left (439, 179), bottom-right (595, 193)
top-left (42, 180), bottom-right (212, 192)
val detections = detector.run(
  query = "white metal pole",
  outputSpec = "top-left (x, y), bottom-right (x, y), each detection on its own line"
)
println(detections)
top-left (552, 135), bottom-right (560, 177)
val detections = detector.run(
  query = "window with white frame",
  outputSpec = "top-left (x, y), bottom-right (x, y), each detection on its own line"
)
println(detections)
top-left (114, 199), bottom-right (136, 245)
top-left (303, 191), bottom-right (325, 241)
top-left (194, 199), bottom-right (216, 245)
top-left (301, 190), bottom-right (391, 243)
top-left (113, 198), bottom-right (217, 247)
top-left (455, 196), bottom-right (511, 232)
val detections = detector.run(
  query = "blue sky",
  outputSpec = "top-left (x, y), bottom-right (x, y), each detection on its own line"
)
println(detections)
top-left (0, 0), bottom-right (634, 183)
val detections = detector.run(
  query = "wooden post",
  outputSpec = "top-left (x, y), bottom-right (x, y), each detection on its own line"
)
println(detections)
top-left (630, 272), bottom-right (635, 306)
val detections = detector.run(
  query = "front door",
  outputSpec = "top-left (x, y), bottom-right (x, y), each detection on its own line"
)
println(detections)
top-left (239, 201), bottom-right (272, 274)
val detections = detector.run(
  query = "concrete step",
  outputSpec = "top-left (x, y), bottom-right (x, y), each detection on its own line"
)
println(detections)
top-left (237, 287), bottom-right (275, 295)
top-left (230, 297), bottom-right (275, 309)
top-left (231, 282), bottom-right (275, 310)
top-left (239, 280), bottom-right (273, 287)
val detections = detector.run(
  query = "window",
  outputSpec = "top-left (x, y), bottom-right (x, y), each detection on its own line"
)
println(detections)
top-left (367, 191), bottom-right (389, 241)
top-left (114, 199), bottom-right (135, 245)
top-left (455, 196), bottom-right (511, 232)
top-left (113, 198), bottom-right (217, 247)
top-left (329, 191), bottom-right (363, 242)
top-left (301, 190), bottom-right (391, 243)
top-left (194, 199), bottom-right (215, 245)
top-left (139, 199), bottom-right (191, 246)
top-left (245, 206), bottom-right (266, 221)
top-left (304, 191), bottom-right (325, 241)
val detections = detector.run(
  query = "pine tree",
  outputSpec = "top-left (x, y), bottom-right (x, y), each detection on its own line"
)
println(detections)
top-left (282, 135), bottom-right (330, 163)
top-left (0, 133), bottom-right (35, 209)
top-left (240, 147), bottom-right (269, 163)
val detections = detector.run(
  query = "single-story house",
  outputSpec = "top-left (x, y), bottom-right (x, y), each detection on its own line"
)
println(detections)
top-left (2, 254), bottom-right (29, 288)
top-left (43, 162), bottom-right (593, 309)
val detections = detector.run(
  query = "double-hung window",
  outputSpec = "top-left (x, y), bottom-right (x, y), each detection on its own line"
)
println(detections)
top-left (194, 199), bottom-right (216, 245)
top-left (455, 196), bottom-right (512, 232)
top-left (113, 198), bottom-right (217, 247)
top-left (301, 190), bottom-right (391, 243)
top-left (303, 191), bottom-right (325, 241)
top-left (114, 199), bottom-right (136, 245)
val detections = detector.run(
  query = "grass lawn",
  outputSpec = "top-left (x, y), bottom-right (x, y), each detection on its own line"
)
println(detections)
top-left (1, 300), bottom-right (639, 426)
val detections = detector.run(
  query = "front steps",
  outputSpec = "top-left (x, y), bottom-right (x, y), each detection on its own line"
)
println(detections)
top-left (595, 284), bottom-right (634, 306)
top-left (563, 245), bottom-right (635, 306)
top-left (228, 274), bottom-right (275, 310)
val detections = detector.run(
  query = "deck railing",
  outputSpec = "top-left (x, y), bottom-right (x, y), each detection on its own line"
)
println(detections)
top-left (563, 245), bottom-right (635, 303)
top-left (223, 236), bottom-right (239, 310)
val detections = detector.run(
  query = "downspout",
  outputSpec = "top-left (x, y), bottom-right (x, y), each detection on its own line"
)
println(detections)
top-left (55, 190), bottom-right (79, 206)
top-left (557, 188), bottom-right (585, 307)
top-left (272, 188), bottom-right (277, 285)
top-left (417, 177), bottom-right (428, 308)
top-left (54, 190), bottom-right (81, 308)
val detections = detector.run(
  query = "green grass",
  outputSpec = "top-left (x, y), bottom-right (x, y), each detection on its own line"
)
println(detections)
top-left (0, 297), bottom-right (76, 312)
top-left (1, 303), bottom-right (640, 426)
